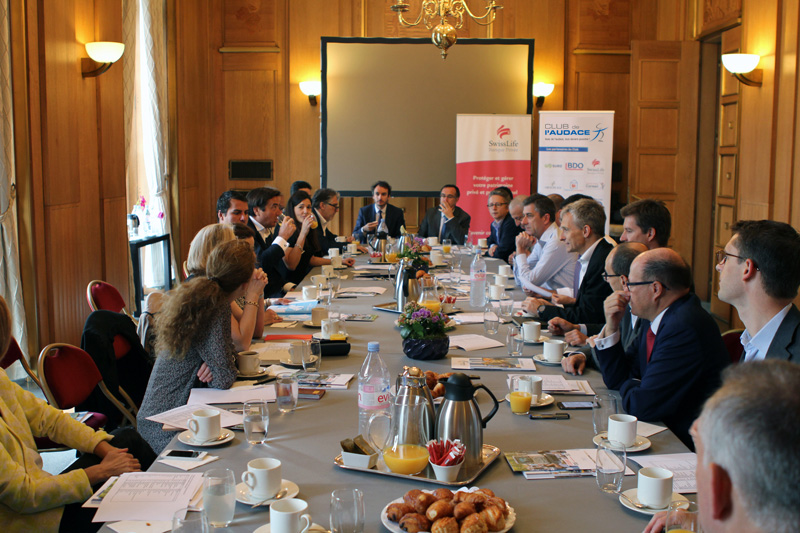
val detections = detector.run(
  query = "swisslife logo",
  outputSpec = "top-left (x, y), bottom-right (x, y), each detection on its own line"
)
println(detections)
top-left (497, 125), bottom-right (511, 139)
top-left (489, 124), bottom-right (519, 150)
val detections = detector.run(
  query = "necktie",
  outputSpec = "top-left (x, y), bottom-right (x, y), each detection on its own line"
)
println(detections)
top-left (438, 213), bottom-right (446, 241)
top-left (376, 209), bottom-right (382, 225)
top-left (572, 258), bottom-right (581, 296)
top-left (646, 328), bottom-right (656, 363)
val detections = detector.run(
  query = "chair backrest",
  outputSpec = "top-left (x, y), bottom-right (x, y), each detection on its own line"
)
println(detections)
top-left (1, 338), bottom-right (44, 390)
top-left (721, 329), bottom-right (745, 365)
top-left (87, 280), bottom-right (127, 313)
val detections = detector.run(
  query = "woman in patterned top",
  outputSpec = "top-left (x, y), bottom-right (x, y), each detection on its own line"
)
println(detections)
top-left (137, 239), bottom-right (256, 453)
top-left (0, 296), bottom-right (155, 533)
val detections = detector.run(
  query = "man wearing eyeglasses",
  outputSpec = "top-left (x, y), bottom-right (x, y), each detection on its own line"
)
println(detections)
top-left (486, 187), bottom-right (520, 263)
top-left (716, 220), bottom-right (800, 362)
top-left (593, 248), bottom-right (729, 448)
top-left (247, 187), bottom-right (295, 297)
top-left (312, 188), bottom-right (359, 254)
top-left (418, 184), bottom-right (471, 245)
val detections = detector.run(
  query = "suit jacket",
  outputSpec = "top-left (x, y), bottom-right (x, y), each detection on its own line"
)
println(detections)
top-left (587, 307), bottom-right (647, 369)
top-left (539, 238), bottom-right (614, 325)
top-left (758, 304), bottom-right (800, 362)
top-left (487, 214), bottom-right (520, 263)
top-left (248, 219), bottom-right (288, 297)
top-left (595, 293), bottom-right (729, 448)
top-left (418, 206), bottom-right (471, 245)
top-left (353, 203), bottom-right (405, 243)
top-left (313, 210), bottom-right (345, 256)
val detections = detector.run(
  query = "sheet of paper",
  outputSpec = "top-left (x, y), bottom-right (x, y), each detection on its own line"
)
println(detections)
top-left (448, 334), bottom-right (505, 351)
top-left (630, 453), bottom-right (697, 493)
top-left (451, 357), bottom-right (536, 371)
top-left (93, 472), bottom-right (203, 523)
top-left (353, 264), bottom-right (393, 271)
top-left (158, 455), bottom-right (219, 471)
top-left (452, 313), bottom-right (486, 325)
top-left (268, 321), bottom-right (298, 328)
top-left (270, 300), bottom-right (318, 314)
top-left (145, 404), bottom-right (240, 429)
top-left (338, 286), bottom-right (387, 294)
top-left (519, 278), bottom-right (554, 298)
top-left (491, 300), bottom-right (524, 309)
top-left (251, 342), bottom-right (293, 361)
top-left (107, 521), bottom-right (171, 533)
top-left (187, 384), bottom-right (276, 404)
top-left (636, 421), bottom-right (668, 437)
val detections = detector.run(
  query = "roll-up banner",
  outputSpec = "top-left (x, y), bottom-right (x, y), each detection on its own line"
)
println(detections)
top-left (537, 111), bottom-right (614, 233)
top-left (456, 114), bottom-right (532, 244)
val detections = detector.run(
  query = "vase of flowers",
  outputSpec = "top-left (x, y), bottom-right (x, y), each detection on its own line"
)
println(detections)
top-left (398, 302), bottom-right (453, 360)
top-left (396, 236), bottom-right (430, 271)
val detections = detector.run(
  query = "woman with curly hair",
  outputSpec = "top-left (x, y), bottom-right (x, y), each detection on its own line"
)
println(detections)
top-left (137, 239), bottom-right (256, 453)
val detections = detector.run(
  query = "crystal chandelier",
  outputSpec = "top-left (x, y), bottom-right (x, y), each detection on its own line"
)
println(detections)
top-left (390, 0), bottom-right (502, 59)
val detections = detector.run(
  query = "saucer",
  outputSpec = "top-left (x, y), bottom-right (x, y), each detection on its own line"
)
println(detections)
top-left (533, 354), bottom-right (563, 366)
top-left (253, 523), bottom-right (326, 532)
top-left (504, 392), bottom-right (554, 408)
top-left (618, 488), bottom-right (689, 515)
top-left (312, 332), bottom-right (348, 340)
top-left (523, 335), bottom-right (549, 345)
top-left (593, 432), bottom-right (652, 452)
top-left (279, 355), bottom-right (318, 369)
top-left (238, 367), bottom-right (268, 378)
top-left (177, 429), bottom-right (234, 447)
top-left (302, 321), bottom-right (321, 328)
top-left (235, 479), bottom-right (300, 505)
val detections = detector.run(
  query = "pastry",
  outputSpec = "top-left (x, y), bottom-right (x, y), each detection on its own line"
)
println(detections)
top-left (486, 497), bottom-right (508, 517)
top-left (424, 370), bottom-right (438, 390)
top-left (453, 502), bottom-right (477, 521)
top-left (386, 502), bottom-right (414, 522)
top-left (479, 505), bottom-right (506, 532)
top-left (475, 488), bottom-right (495, 498)
top-left (425, 499), bottom-right (455, 522)
top-left (432, 488), bottom-right (454, 501)
top-left (459, 513), bottom-right (488, 533)
top-left (399, 512), bottom-right (431, 533)
top-left (453, 491), bottom-right (488, 505)
top-left (404, 489), bottom-right (424, 506)
top-left (431, 516), bottom-right (459, 533)
top-left (409, 492), bottom-right (437, 514)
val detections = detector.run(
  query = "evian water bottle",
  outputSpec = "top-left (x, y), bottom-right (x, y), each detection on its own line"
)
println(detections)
top-left (358, 342), bottom-right (391, 436)
top-left (470, 248), bottom-right (487, 307)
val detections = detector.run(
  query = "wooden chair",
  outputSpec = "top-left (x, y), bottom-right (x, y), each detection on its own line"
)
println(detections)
top-left (721, 329), bottom-right (745, 365)
top-left (38, 343), bottom-right (138, 428)
top-left (86, 280), bottom-right (137, 325)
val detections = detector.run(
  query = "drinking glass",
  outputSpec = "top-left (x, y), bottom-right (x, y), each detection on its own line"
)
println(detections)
top-left (172, 508), bottom-right (208, 533)
top-left (506, 325), bottom-right (523, 356)
top-left (499, 297), bottom-right (514, 321)
top-left (483, 304), bottom-right (499, 335)
top-left (243, 400), bottom-right (269, 445)
top-left (202, 468), bottom-right (235, 528)
top-left (593, 393), bottom-right (619, 435)
top-left (328, 276), bottom-right (341, 301)
top-left (665, 501), bottom-right (700, 532)
top-left (595, 440), bottom-right (626, 493)
top-left (330, 488), bottom-right (365, 533)
top-left (442, 239), bottom-right (452, 255)
top-left (276, 375), bottom-right (298, 413)
top-left (303, 339), bottom-right (322, 372)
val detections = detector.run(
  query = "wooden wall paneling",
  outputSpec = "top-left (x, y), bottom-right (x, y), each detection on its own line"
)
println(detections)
top-left (654, 0), bottom-right (686, 41)
top-left (102, 197), bottom-right (130, 298)
top-left (574, 0), bottom-right (631, 50)
top-left (772, 0), bottom-right (798, 223)
top-left (223, 0), bottom-right (278, 46)
top-left (698, 0), bottom-right (741, 38)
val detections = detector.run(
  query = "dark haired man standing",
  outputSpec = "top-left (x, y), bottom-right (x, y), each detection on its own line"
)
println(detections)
top-left (353, 181), bottom-right (405, 243)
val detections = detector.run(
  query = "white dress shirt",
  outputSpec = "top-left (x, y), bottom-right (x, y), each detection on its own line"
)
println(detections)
top-left (741, 304), bottom-right (792, 362)
top-left (513, 223), bottom-right (575, 291)
top-left (251, 218), bottom-right (288, 251)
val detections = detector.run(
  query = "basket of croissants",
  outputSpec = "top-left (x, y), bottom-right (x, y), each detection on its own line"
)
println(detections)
top-left (381, 486), bottom-right (515, 533)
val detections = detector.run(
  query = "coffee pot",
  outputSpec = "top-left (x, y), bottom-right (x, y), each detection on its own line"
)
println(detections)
top-left (393, 258), bottom-right (421, 311)
top-left (395, 366), bottom-right (435, 438)
top-left (435, 373), bottom-right (499, 472)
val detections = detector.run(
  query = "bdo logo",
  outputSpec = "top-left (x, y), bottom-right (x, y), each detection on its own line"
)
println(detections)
top-left (566, 162), bottom-right (584, 170)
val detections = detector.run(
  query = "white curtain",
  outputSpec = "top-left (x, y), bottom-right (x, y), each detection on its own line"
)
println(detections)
top-left (123, 0), bottom-right (173, 297)
top-left (0, 0), bottom-right (29, 378)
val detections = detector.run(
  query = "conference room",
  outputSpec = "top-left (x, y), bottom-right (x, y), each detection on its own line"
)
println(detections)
top-left (2, 1), bottom-right (799, 532)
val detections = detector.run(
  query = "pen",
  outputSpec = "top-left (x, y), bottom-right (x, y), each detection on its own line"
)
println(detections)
top-left (529, 412), bottom-right (570, 420)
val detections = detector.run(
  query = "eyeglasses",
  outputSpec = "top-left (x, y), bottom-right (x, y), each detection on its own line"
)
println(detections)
top-left (325, 202), bottom-right (340, 210)
top-left (602, 271), bottom-right (621, 282)
top-left (487, 202), bottom-right (508, 208)
top-left (440, 194), bottom-right (458, 200)
top-left (622, 278), bottom-right (670, 291)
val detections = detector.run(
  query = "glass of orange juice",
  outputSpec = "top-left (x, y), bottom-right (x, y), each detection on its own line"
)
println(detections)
top-left (442, 239), bottom-right (452, 254)
top-left (509, 391), bottom-right (532, 415)
top-left (665, 501), bottom-right (700, 532)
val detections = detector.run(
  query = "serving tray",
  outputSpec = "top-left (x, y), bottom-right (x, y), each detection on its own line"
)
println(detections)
top-left (334, 444), bottom-right (500, 486)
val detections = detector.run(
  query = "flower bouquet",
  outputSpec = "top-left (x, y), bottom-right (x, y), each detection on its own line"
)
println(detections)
top-left (397, 302), bottom-right (453, 360)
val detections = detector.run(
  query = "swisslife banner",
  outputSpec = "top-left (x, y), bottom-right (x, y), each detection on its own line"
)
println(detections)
top-left (456, 114), bottom-right (532, 243)
top-left (537, 111), bottom-right (614, 233)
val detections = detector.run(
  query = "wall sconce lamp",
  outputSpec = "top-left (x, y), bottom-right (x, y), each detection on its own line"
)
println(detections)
top-left (299, 81), bottom-right (322, 106)
top-left (721, 53), bottom-right (762, 87)
top-left (532, 82), bottom-right (555, 108)
top-left (82, 41), bottom-right (125, 78)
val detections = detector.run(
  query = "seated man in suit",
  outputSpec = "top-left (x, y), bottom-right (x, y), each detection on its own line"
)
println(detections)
top-left (418, 184), bottom-right (471, 245)
top-left (716, 220), bottom-right (800, 362)
top-left (513, 194), bottom-right (574, 292)
top-left (594, 248), bottom-right (729, 447)
top-left (644, 361), bottom-right (800, 533)
top-left (619, 198), bottom-right (671, 250)
top-left (311, 188), bottom-right (354, 253)
top-left (523, 199), bottom-right (613, 325)
top-left (246, 187), bottom-right (296, 297)
top-left (216, 189), bottom-right (249, 224)
top-left (486, 187), bottom-right (520, 263)
top-left (353, 180), bottom-right (406, 243)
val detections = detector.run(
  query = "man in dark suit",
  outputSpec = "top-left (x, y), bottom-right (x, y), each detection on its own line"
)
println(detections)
top-left (717, 220), bottom-right (800, 362)
top-left (486, 187), bottom-right (519, 263)
top-left (311, 187), bottom-right (352, 254)
top-left (353, 181), bottom-right (405, 243)
top-left (246, 187), bottom-right (296, 297)
top-left (595, 248), bottom-right (729, 448)
top-left (417, 184), bottom-right (471, 245)
top-left (523, 199), bottom-right (613, 325)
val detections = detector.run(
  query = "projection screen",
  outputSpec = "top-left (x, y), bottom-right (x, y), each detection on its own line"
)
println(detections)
top-left (321, 37), bottom-right (534, 196)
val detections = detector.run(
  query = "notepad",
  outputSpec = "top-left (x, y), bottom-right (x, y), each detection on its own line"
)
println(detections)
top-left (448, 334), bottom-right (505, 351)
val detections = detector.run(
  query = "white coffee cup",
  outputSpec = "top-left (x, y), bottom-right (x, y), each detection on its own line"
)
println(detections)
top-left (321, 319), bottom-right (334, 340)
top-left (289, 341), bottom-right (305, 364)
top-left (311, 306), bottom-right (328, 326)
top-left (270, 498), bottom-right (312, 533)
top-left (347, 243), bottom-right (358, 254)
top-left (543, 339), bottom-right (565, 362)
top-left (637, 467), bottom-right (674, 509)
top-left (608, 413), bottom-right (638, 447)
top-left (328, 248), bottom-right (340, 257)
top-left (427, 237), bottom-right (439, 246)
top-left (511, 375), bottom-right (542, 403)
top-left (331, 255), bottom-right (343, 268)
top-left (241, 458), bottom-right (282, 499)
top-left (236, 351), bottom-right (260, 374)
top-left (187, 409), bottom-right (221, 442)
top-left (489, 284), bottom-right (504, 300)
top-left (335, 236), bottom-right (347, 243)
top-left (498, 264), bottom-right (513, 277)
top-left (494, 274), bottom-right (506, 286)
top-left (302, 286), bottom-right (317, 301)
top-left (321, 265), bottom-right (334, 278)
top-left (310, 275), bottom-right (327, 287)
top-left (478, 238), bottom-right (488, 248)
top-left (430, 251), bottom-right (444, 265)
top-left (523, 321), bottom-right (541, 343)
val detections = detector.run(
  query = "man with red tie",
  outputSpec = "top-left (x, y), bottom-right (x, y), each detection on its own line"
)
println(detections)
top-left (593, 247), bottom-right (729, 449)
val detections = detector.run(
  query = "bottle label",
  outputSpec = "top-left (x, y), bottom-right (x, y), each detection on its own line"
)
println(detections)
top-left (471, 272), bottom-right (485, 281)
top-left (358, 385), bottom-right (391, 409)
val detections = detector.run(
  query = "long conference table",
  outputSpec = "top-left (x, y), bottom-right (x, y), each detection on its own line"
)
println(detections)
top-left (110, 254), bottom-right (694, 532)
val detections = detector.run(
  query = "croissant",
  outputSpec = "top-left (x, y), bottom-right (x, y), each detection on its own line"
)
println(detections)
top-left (399, 512), bottom-right (431, 533)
